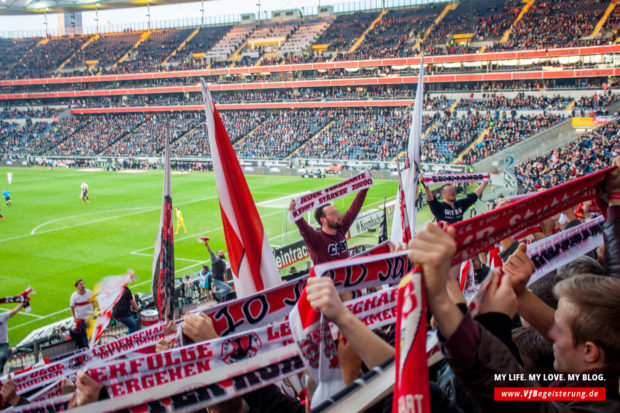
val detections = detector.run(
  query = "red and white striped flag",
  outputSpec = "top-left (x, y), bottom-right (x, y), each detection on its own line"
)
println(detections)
top-left (391, 56), bottom-right (424, 243)
top-left (200, 79), bottom-right (282, 297)
top-left (151, 130), bottom-right (175, 321)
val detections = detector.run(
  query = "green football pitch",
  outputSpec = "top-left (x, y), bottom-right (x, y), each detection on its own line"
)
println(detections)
top-left (0, 166), bottom-right (437, 344)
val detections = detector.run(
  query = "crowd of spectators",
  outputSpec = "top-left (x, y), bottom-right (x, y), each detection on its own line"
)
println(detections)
top-left (105, 113), bottom-right (200, 156)
top-left (50, 114), bottom-right (142, 155)
top-left (114, 29), bottom-right (195, 73)
top-left (8, 36), bottom-right (87, 79)
top-left (573, 91), bottom-right (619, 115)
top-left (316, 11), bottom-right (380, 52)
top-left (460, 112), bottom-right (566, 164)
top-left (422, 111), bottom-right (489, 163)
top-left (425, 0), bottom-right (520, 47)
top-left (0, 37), bottom-right (38, 74)
top-left (0, 119), bottom-right (51, 154)
top-left (235, 110), bottom-right (330, 158)
top-left (342, 5), bottom-right (442, 60)
top-left (456, 92), bottom-right (572, 111)
top-left (0, 105), bottom-right (65, 119)
top-left (297, 108), bottom-right (420, 161)
top-left (65, 32), bottom-right (141, 74)
top-left (171, 110), bottom-right (265, 156)
top-left (171, 25), bottom-right (233, 69)
top-left (2, 0), bottom-right (620, 79)
top-left (494, 0), bottom-right (610, 51)
top-left (514, 118), bottom-right (620, 190)
top-left (67, 87), bottom-right (452, 108)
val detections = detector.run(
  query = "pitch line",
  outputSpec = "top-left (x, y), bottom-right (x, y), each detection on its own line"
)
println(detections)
top-left (0, 308), bottom-right (43, 319)
top-left (8, 308), bottom-right (71, 332)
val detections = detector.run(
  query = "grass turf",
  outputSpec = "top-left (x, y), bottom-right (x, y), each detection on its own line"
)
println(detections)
top-left (0, 166), bottom-right (436, 344)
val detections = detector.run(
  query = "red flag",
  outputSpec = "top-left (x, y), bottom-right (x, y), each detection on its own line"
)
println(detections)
top-left (151, 130), bottom-right (175, 321)
top-left (200, 79), bottom-right (282, 297)
top-left (394, 269), bottom-right (431, 413)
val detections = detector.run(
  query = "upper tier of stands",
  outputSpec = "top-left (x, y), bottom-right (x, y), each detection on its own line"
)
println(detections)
top-left (1, 0), bottom-right (618, 79)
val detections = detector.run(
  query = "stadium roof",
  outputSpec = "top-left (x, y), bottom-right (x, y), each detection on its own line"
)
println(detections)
top-left (0, 0), bottom-right (206, 15)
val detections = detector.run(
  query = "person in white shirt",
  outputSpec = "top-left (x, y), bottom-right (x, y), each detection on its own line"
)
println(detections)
top-left (70, 280), bottom-right (93, 348)
top-left (7, 172), bottom-right (12, 185)
top-left (80, 182), bottom-right (89, 204)
top-left (0, 302), bottom-right (25, 374)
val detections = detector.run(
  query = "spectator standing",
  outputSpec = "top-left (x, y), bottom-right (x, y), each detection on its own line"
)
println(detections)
top-left (202, 238), bottom-right (232, 299)
top-left (112, 285), bottom-right (139, 334)
top-left (288, 188), bottom-right (368, 265)
top-left (69, 280), bottom-right (93, 348)
top-left (0, 302), bottom-right (26, 374)
top-left (424, 182), bottom-right (487, 224)
top-left (183, 274), bottom-right (194, 306)
top-left (198, 264), bottom-right (212, 301)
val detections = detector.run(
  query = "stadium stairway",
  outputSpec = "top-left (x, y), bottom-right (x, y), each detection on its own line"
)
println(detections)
top-left (285, 119), bottom-right (335, 159)
top-left (452, 125), bottom-right (493, 164)
top-left (590, 0), bottom-right (617, 37)
top-left (156, 120), bottom-right (202, 153)
top-left (499, 0), bottom-right (535, 43)
top-left (413, 3), bottom-right (457, 54)
top-left (98, 120), bottom-right (145, 155)
top-left (162, 27), bottom-right (200, 66)
top-left (472, 118), bottom-right (579, 172)
top-left (231, 117), bottom-right (268, 146)
top-left (42, 118), bottom-right (92, 154)
top-left (392, 102), bottom-right (458, 162)
top-left (347, 9), bottom-right (388, 54)
top-left (56, 35), bottom-right (98, 74)
top-left (113, 31), bottom-right (151, 70)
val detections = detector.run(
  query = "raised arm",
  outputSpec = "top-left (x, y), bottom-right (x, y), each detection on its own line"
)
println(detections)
top-left (306, 277), bottom-right (394, 369)
top-left (342, 188), bottom-right (369, 230)
top-left (503, 243), bottom-right (555, 341)
top-left (202, 238), bottom-right (216, 261)
top-left (474, 181), bottom-right (488, 199)
top-left (289, 199), bottom-right (320, 244)
top-left (424, 184), bottom-right (435, 202)
top-left (8, 302), bottom-right (25, 318)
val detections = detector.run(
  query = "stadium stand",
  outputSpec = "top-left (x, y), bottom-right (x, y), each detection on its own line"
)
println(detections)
top-left (63, 32), bottom-right (142, 75)
top-left (315, 10), bottom-right (380, 52)
top-left (0, 119), bottom-right (54, 154)
top-left (455, 93), bottom-right (572, 111)
top-left (422, 111), bottom-right (489, 163)
top-left (423, 0), bottom-right (520, 52)
top-left (342, 5), bottom-right (443, 60)
top-left (277, 18), bottom-right (332, 58)
top-left (296, 108), bottom-right (420, 161)
top-left (235, 110), bottom-right (330, 158)
top-left (105, 112), bottom-right (201, 155)
top-left (8, 36), bottom-right (88, 79)
top-left (114, 28), bottom-right (195, 73)
top-left (49, 114), bottom-right (143, 155)
top-left (0, 37), bottom-right (39, 74)
top-left (493, 0), bottom-right (611, 50)
top-left (205, 24), bottom-right (256, 61)
top-left (514, 118), bottom-right (620, 190)
top-left (170, 25), bottom-right (233, 68)
top-left (459, 112), bottom-right (566, 164)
